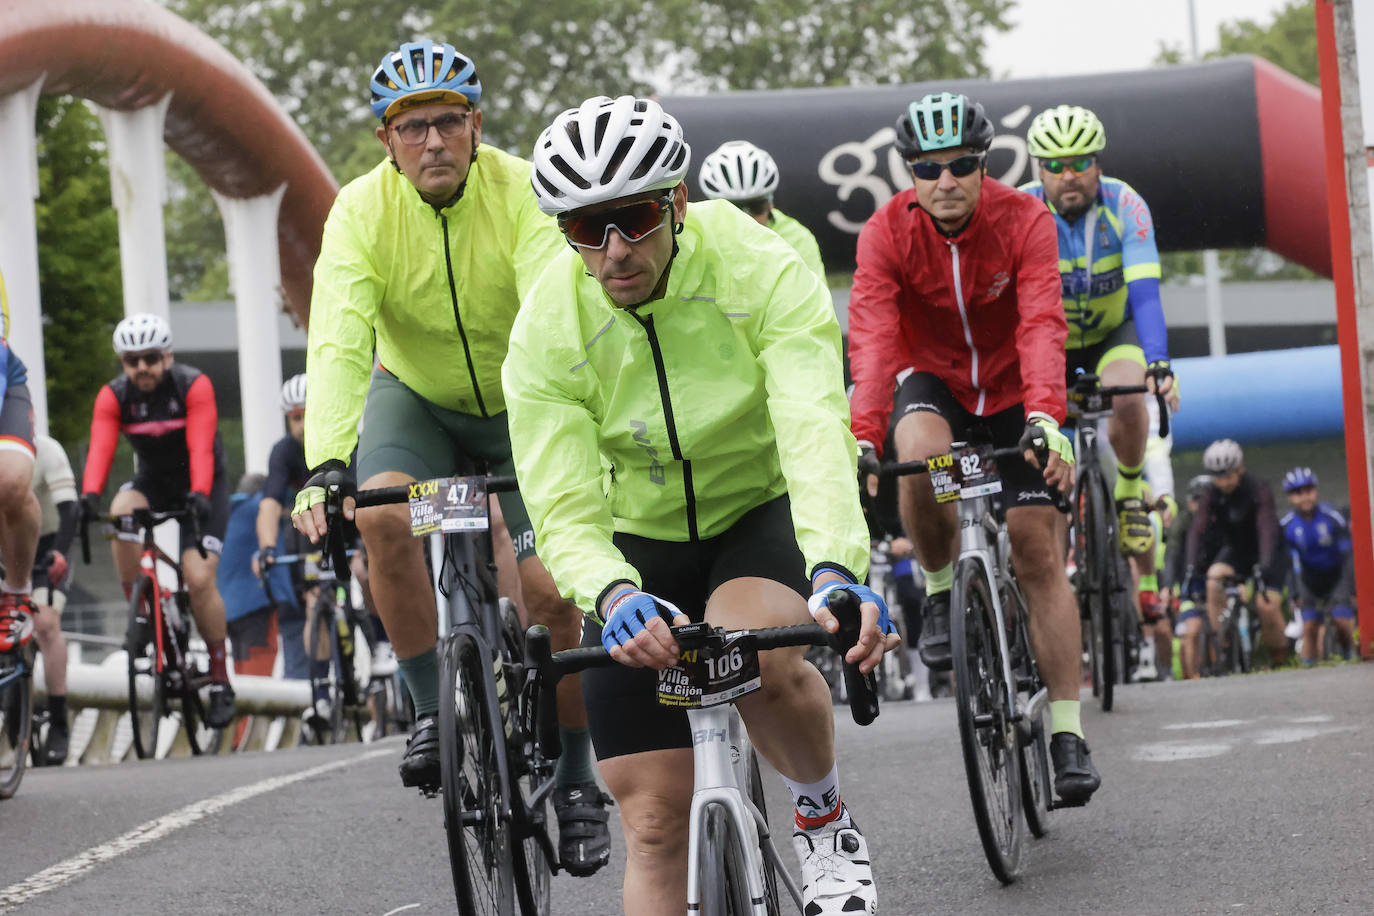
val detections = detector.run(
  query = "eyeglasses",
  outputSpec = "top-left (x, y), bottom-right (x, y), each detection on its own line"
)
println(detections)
top-left (390, 111), bottom-right (472, 146)
top-left (908, 153), bottom-right (985, 181)
top-left (1041, 155), bottom-right (1096, 175)
top-left (732, 198), bottom-right (771, 217)
top-left (558, 196), bottom-right (672, 250)
top-left (121, 351), bottom-right (163, 368)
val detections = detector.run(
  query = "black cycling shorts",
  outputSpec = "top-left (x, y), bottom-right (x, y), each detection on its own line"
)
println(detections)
top-left (580, 495), bottom-right (808, 761)
top-left (1296, 566), bottom-right (1353, 608)
top-left (0, 383), bottom-right (35, 457)
top-left (893, 371), bottom-right (1061, 510)
top-left (122, 472), bottom-right (231, 556)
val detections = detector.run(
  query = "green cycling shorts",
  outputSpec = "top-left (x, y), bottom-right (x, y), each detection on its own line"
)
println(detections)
top-left (1064, 318), bottom-right (1146, 381)
top-left (357, 366), bottom-right (536, 561)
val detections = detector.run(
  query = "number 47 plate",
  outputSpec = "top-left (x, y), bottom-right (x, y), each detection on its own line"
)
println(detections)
top-left (927, 443), bottom-right (1002, 504)
top-left (407, 476), bottom-right (489, 537)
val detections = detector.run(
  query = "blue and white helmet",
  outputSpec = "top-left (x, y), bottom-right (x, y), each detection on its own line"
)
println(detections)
top-left (369, 40), bottom-right (481, 120)
top-left (112, 313), bottom-right (172, 354)
top-left (1282, 466), bottom-right (1317, 492)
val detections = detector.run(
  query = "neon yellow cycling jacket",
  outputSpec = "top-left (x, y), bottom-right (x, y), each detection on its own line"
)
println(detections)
top-left (768, 208), bottom-right (826, 281)
top-left (503, 200), bottom-right (869, 617)
top-left (305, 145), bottom-right (564, 468)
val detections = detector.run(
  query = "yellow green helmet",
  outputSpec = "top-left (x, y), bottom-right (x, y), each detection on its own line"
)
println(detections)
top-left (1026, 105), bottom-right (1106, 158)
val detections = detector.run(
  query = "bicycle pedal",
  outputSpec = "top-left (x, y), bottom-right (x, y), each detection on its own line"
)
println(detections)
top-left (1048, 796), bottom-right (1090, 810)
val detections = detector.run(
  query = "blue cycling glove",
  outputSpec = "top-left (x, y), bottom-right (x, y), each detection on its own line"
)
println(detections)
top-left (807, 581), bottom-right (897, 635)
top-left (600, 587), bottom-right (682, 651)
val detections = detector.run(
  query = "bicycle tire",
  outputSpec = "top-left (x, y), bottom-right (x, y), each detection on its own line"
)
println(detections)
top-left (1237, 603), bottom-right (1254, 674)
top-left (1006, 583), bottom-right (1050, 839)
top-left (126, 576), bottom-right (164, 760)
top-left (327, 605), bottom-right (348, 743)
top-left (440, 631), bottom-right (515, 916)
top-left (951, 558), bottom-right (1024, 884)
top-left (0, 649), bottom-right (33, 798)
top-left (700, 804), bottom-right (756, 916)
top-left (501, 600), bottom-right (553, 916)
top-left (1081, 470), bottom-right (1116, 710)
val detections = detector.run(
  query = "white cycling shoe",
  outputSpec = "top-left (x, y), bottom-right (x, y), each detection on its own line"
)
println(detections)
top-left (792, 813), bottom-right (878, 916)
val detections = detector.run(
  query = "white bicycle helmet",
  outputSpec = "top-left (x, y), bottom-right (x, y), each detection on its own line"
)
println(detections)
top-left (112, 313), bottom-right (172, 354)
top-left (698, 140), bottom-right (779, 201)
top-left (280, 374), bottom-right (307, 413)
top-left (530, 95), bottom-right (691, 216)
top-left (1202, 438), bottom-right (1244, 473)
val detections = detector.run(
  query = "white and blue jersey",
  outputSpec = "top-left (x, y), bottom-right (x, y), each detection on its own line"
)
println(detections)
top-left (1018, 176), bottom-right (1167, 363)
top-left (1280, 503), bottom-right (1351, 578)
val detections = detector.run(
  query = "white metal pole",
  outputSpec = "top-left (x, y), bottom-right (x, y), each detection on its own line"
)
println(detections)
top-left (0, 76), bottom-right (51, 435)
top-left (1189, 0), bottom-right (1227, 355)
top-left (93, 95), bottom-right (173, 321)
top-left (213, 186), bottom-right (288, 474)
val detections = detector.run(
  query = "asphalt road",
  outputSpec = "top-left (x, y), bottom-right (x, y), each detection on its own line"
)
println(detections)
top-left (2, 663), bottom-right (1370, 915)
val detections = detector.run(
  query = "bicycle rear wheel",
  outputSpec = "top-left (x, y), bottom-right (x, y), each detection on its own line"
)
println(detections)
top-left (951, 558), bottom-right (1024, 884)
top-left (440, 631), bottom-right (515, 915)
top-left (126, 576), bottom-right (164, 760)
top-left (0, 649), bottom-right (33, 798)
top-left (501, 601), bottom-right (553, 916)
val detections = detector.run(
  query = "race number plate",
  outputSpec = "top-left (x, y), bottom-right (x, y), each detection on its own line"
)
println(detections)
top-left (408, 476), bottom-right (490, 536)
top-left (657, 631), bottom-right (762, 708)
top-left (927, 443), bottom-right (1002, 504)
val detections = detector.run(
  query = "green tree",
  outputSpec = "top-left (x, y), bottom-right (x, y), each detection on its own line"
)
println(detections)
top-left (1156, 0), bottom-right (1318, 283)
top-left (34, 96), bottom-right (123, 446)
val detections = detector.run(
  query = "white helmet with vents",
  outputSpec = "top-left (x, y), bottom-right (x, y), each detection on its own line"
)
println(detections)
top-left (280, 374), bottom-right (307, 413)
top-left (698, 140), bottom-right (779, 201)
top-left (1202, 438), bottom-right (1243, 473)
top-left (112, 313), bottom-right (172, 354)
top-left (530, 95), bottom-right (691, 215)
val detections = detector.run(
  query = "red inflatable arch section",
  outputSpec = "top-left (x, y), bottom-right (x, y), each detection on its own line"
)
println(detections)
top-left (0, 0), bottom-right (337, 323)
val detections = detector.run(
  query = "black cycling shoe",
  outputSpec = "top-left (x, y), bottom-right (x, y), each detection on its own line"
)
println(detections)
top-left (204, 682), bottom-right (236, 729)
top-left (1050, 733), bottom-right (1101, 804)
top-left (552, 781), bottom-right (613, 876)
top-left (43, 721), bottom-right (70, 767)
top-left (916, 591), bottom-right (952, 672)
top-left (399, 715), bottom-right (441, 793)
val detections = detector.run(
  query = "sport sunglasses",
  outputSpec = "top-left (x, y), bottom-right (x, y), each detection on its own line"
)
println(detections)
top-left (908, 153), bottom-right (986, 181)
top-left (121, 351), bottom-right (163, 368)
top-left (558, 195), bottom-right (673, 250)
top-left (1041, 155), bottom-right (1096, 175)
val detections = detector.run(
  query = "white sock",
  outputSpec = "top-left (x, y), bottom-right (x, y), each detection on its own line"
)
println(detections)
top-left (782, 764), bottom-right (850, 830)
top-left (1, 582), bottom-right (32, 596)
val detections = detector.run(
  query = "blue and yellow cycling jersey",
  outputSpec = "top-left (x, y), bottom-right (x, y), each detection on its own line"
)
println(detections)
top-left (0, 267), bottom-right (27, 403)
top-left (1019, 176), bottom-right (1167, 362)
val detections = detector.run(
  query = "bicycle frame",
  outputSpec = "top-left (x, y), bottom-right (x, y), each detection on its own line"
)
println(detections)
top-left (684, 705), bottom-right (804, 913)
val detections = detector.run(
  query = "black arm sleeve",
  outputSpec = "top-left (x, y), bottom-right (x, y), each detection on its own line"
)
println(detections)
top-left (1254, 480), bottom-right (1279, 568)
top-left (53, 500), bottom-right (79, 556)
top-left (263, 439), bottom-right (292, 506)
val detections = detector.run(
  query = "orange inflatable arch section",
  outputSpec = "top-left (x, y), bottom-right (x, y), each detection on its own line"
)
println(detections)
top-left (0, 0), bottom-right (338, 322)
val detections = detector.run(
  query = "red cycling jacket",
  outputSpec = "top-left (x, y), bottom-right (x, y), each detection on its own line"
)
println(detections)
top-left (849, 176), bottom-right (1068, 456)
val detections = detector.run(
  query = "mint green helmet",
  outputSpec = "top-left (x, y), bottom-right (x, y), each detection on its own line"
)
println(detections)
top-left (894, 92), bottom-right (995, 159)
top-left (1026, 105), bottom-right (1106, 158)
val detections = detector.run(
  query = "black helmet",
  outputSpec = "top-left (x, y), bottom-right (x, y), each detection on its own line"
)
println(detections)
top-left (894, 92), bottom-right (995, 160)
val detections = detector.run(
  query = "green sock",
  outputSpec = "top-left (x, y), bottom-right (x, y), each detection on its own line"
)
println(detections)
top-left (924, 563), bottom-right (953, 595)
top-left (1139, 573), bottom-right (1158, 593)
top-left (554, 726), bottom-right (597, 786)
top-left (398, 647), bottom-right (440, 718)
top-left (1050, 700), bottom-right (1084, 739)
top-left (1114, 461), bottom-right (1144, 501)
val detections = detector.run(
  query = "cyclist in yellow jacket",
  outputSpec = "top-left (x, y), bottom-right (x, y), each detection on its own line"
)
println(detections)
top-left (290, 39), bottom-right (608, 873)
top-left (506, 95), bottom-right (896, 916)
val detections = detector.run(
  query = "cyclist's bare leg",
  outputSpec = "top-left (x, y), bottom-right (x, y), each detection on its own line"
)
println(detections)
top-left (1301, 617), bottom-right (1320, 662)
top-left (354, 472), bottom-right (437, 657)
top-left (1181, 616), bottom-right (1202, 677)
top-left (1007, 506), bottom-right (1081, 701)
top-left (1151, 617), bottom-right (1173, 672)
top-left (1204, 561), bottom-right (1235, 638)
top-left (33, 603), bottom-right (67, 694)
top-left (1254, 588), bottom-right (1287, 665)
top-left (517, 555), bottom-right (587, 730)
top-left (1333, 616), bottom-right (1356, 652)
top-left (181, 549), bottom-right (227, 642)
top-left (301, 585), bottom-right (327, 661)
top-left (108, 488), bottom-right (151, 587)
top-left (0, 453), bottom-right (38, 590)
top-left (893, 411), bottom-right (958, 572)
top-left (710, 576), bottom-right (836, 783)
top-left (1100, 357), bottom-right (1147, 470)
top-left (598, 748), bottom-right (693, 916)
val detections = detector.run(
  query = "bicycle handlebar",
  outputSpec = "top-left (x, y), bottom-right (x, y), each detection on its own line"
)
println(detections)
top-left (79, 506), bottom-right (206, 564)
top-left (880, 445), bottom-right (1027, 479)
top-left (352, 475), bottom-right (520, 509)
top-left (1068, 374), bottom-right (1171, 439)
top-left (525, 591), bottom-right (879, 760)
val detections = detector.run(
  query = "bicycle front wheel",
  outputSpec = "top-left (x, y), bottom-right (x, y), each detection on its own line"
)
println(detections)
top-left (126, 576), bottom-right (164, 760)
top-left (440, 631), bottom-right (515, 915)
top-left (1077, 471), bottom-right (1116, 710)
top-left (1007, 584), bottom-right (1051, 840)
top-left (0, 649), bottom-right (33, 798)
top-left (700, 804), bottom-right (760, 916)
top-left (501, 600), bottom-right (553, 916)
top-left (951, 559), bottom-right (1024, 884)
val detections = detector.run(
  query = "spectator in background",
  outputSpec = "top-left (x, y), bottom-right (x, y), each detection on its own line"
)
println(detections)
top-left (29, 434), bottom-right (79, 765)
top-left (219, 472), bottom-right (295, 679)
top-left (1279, 467), bottom-right (1356, 665)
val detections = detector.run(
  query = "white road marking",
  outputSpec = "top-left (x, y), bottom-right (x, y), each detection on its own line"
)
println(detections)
top-left (0, 748), bottom-right (392, 911)
top-left (382, 905), bottom-right (422, 916)
top-left (1286, 714), bottom-right (1334, 724)
top-left (1252, 725), bottom-right (1357, 745)
top-left (1130, 741), bottom-right (1232, 761)
top-left (1161, 719), bottom-right (1252, 730)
